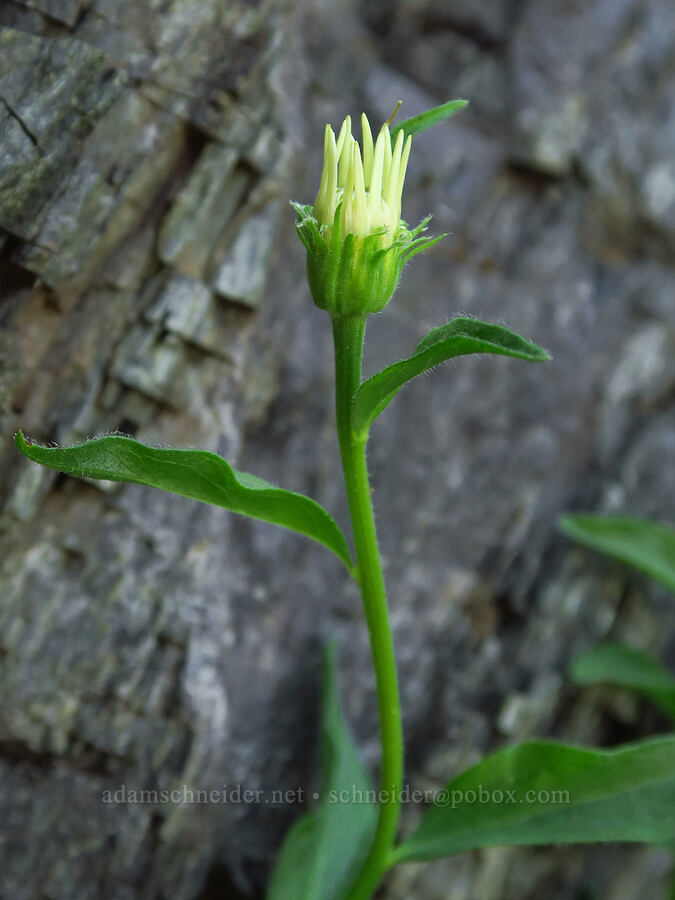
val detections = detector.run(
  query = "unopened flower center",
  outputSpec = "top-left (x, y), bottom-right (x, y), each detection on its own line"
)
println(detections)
top-left (313, 113), bottom-right (412, 242)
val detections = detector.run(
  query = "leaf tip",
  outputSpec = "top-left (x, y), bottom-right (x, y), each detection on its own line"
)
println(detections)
top-left (558, 514), bottom-right (591, 545)
top-left (558, 514), bottom-right (579, 536)
top-left (14, 430), bottom-right (29, 454)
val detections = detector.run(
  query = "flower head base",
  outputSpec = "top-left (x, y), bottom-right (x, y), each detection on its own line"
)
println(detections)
top-left (294, 112), bottom-right (444, 317)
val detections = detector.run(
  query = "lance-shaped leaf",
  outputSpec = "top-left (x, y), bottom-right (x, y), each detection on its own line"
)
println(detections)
top-left (390, 99), bottom-right (469, 147)
top-left (14, 432), bottom-right (354, 574)
top-left (560, 514), bottom-right (675, 594)
top-left (352, 318), bottom-right (550, 437)
top-left (267, 645), bottom-right (377, 900)
top-left (392, 736), bottom-right (675, 863)
top-left (571, 643), bottom-right (675, 722)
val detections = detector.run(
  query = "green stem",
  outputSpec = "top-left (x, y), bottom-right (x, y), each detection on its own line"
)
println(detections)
top-left (332, 315), bottom-right (404, 900)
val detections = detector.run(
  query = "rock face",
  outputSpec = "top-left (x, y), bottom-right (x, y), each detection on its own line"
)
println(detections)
top-left (0, 1), bottom-right (674, 898)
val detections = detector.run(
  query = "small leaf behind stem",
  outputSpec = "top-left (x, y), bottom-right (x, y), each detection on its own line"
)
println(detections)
top-left (390, 99), bottom-right (469, 147)
top-left (571, 643), bottom-right (675, 722)
top-left (560, 514), bottom-right (675, 594)
top-left (266, 645), bottom-right (377, 900)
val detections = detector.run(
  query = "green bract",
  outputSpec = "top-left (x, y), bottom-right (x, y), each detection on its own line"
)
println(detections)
top-left (293, 203), bottom-right (442, 316)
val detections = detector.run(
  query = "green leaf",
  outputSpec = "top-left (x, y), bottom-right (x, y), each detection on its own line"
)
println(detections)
top-left (352, 317), bottom-right (550, 437)
top-left (560, 514), bottom-right (675, 594)
top-left (392, 736), bottom-right (675, 863)
top-left (571, 643), bottom-right (675, 722)
top-left (14, 432), bottom-right (354, 574)
top-left (390, 99), bottom-right (469, 146)
top-left (266, 645), bottom-right (377, 900)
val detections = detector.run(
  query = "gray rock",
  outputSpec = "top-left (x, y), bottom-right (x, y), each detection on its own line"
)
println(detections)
top-left (0, 27), bottom-right (124, 241)
top-left (24, 0), bottom-right (87, 27)
top-left (213, 200), bottom-right (282, 308)
top-left (110, 324), bottom-right (191, 407)
top-left (158, 144), bottom-right (250, 280)
top-left (144, 270), bottom-right (255, 362)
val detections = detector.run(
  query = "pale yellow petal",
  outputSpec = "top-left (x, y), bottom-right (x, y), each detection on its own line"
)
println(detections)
top-left (336, 116), bottom-right (352, 187)
top-left (361, 113), bottom-right (374, 189)
top-left (341, 138), bottom-right (357, 234)
top-left (380, 123), bottom-right (392, 188)
top-left (398, 134), bottom-right (412, 201)
top-left (369, 127), bottom-right (385, 201)
top-left (336, 115), bottom-right (351, 155)
top-left (386, 128), bottom-right (404, 206)
top-left (313, 124), bottom-right (338, 226)
top-left (353, 141), bottom-right (369, 233)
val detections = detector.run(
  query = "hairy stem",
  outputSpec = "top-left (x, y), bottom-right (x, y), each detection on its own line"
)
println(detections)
top-left (332, 315), bottom-right (403, 900)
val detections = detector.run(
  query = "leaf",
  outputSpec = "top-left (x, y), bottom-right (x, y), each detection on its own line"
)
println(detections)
top-left (571, 643), bottom-right (675, 722)
top-left (14, 432), bottom-right (354, 574)
top-left (352, 317), bottom-right (550, 437)
top-left (266, 645), bottom-right (377, 900)
top-left (560, 514), bottom-right (675, 594)
top-left (392, 736), bottom-right (675, 863)
top-left (390, 99), bottom-right (469, 146)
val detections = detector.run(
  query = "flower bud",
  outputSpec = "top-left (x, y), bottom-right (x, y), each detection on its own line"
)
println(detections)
top-left (293, 112), bottom-right (443, 317)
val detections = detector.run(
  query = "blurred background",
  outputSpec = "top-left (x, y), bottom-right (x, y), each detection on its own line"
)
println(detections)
top-left (1, 0), bottom-right (674, 897)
